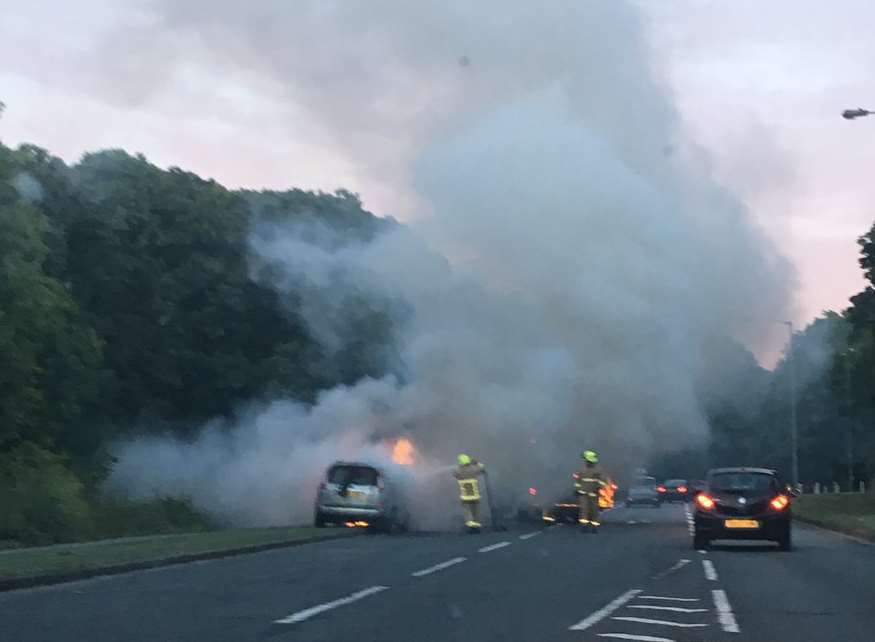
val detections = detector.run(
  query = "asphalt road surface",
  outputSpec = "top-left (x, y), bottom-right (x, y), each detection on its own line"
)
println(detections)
top-left (2, 503), bottom-right (873, 641)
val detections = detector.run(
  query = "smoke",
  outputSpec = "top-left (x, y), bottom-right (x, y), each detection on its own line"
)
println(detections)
top-left (108, 0), bottom-right (797, 527)
top-left (12, 172), bottom-right (43, 203)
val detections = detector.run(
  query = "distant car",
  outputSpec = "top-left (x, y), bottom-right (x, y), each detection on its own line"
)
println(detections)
top-left (314, 461), bottom-right (410, 533)
top-left (693, 467), bottom-right (792, 551)
top-left (659, 479), bottom-right (690, 502)
top-left (625, 476), bottom-right (661, 507)
top-left (690, 479), bottom-right (707, 496)
top-left (542, 495), bottom-right (580, 524)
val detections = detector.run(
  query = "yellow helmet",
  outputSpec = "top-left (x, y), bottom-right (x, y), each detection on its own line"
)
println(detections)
top-left (457, 453), bottom-right (472, 466)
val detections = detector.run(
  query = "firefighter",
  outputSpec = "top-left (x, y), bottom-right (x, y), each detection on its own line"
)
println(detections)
top-left (454, 454), bottom-right (486, 532)
top-left (574, 450), bottom-right (608, 533)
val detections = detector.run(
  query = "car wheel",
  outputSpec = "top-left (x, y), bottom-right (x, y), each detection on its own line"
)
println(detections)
top-left (693, 532), bottom-right (709, 550)
top-left (778, 527), bottom-right (792, 552)
top-left (314, 511), bottom-right (326, 528)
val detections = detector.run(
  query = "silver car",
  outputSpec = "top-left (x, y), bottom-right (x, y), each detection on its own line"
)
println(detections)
top-left (625, 476), bottom-right (662, 508)
top-left (314, 461), bottom-right (410, 533)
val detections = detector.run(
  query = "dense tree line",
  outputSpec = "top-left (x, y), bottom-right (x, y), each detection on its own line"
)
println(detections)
top-left (653, 222), bottom-right (875, 489)
top-left (0, 136), bottom-right (872, 544)
top-left (0, 142), bottom-right (393, 544)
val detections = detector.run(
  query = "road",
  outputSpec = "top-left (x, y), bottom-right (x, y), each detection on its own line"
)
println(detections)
top-left (2, 503), bottom-right (873, 641)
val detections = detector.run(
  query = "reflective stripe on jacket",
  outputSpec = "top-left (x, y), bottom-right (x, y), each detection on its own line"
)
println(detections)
top-left (574, 466), bottom-right (607, 494)
top-left (454, 462), bottom-right (485, 501)
top-left (457, 478), bottom-right (481, 501)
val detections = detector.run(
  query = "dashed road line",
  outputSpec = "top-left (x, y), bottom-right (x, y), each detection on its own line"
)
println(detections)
top-left (478, 541), bottom-right (511, 553)
top-left (411, 557), bottom-right (466, 577)
top-left (611, 616), bottom-right (707, 628)
top-left (651, 558), bottom-right (690, 580)
top-left (569, 589), bottom-right (643, 631)
top-left (712, 589), bottom-right (740, 633)
top-left (638, 596), bottom-right (700, 602)
top-left (702, 559), bottom-right (718, 581)
top-left (683, 504), bottom-right (695, 536)
top-left (597, 634), bottom-right (675, 642)
top-left (519, 531), bottom-right (541, 540)
top-left (628, 605), bottom-right (707, 613)
top-left (274, 585), bottom-right (389, 624)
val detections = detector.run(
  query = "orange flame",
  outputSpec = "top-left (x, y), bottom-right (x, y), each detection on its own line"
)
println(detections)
top-left (392, 437), bottom-right (416, 465)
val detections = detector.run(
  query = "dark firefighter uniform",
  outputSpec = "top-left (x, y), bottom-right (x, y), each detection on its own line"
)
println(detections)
top-left (454, 454), bottom-right (486, 529)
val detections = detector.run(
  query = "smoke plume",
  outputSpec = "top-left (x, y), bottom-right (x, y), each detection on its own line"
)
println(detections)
top-left (108, 0), bottom-right (796, 527)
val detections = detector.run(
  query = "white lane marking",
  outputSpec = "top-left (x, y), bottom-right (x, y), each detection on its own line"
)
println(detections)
top-left (712, 589), bottom-right (740, 633)
top-left (274, 585), bottom-right (389, 624)
top-left (697, 550), bottom-right (706, 555)
top-left (683, 504), bottom-right (695, 536)
top-left (569, 589), bottom-right (642, 631)
top-left (411, 557), bottom-right (466, 577)
top-left (651, 558), bottom-right (690, 580)
top-left (638, 596), bottom-right (700, 602)
top-left (611, 617), bottom-right (707, 628)
top-left (478, 541), bottom-right (511, 553)
top-left (702, 559), bottom-right (718, 581)
top-left (597, 634), bottom-right (676, 642)
top-left (519, 531), bottom-right (541, 540)
top-left (627, 605), bottom-right (707, 614)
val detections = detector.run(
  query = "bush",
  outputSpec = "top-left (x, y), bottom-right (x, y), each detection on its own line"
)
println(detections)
top-left (92, 496), bottom-right (217, 539)
top-left (0, 443), bottom-right (95, 545)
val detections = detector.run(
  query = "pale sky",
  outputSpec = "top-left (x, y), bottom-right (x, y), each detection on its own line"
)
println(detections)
top-left (1, 0), bottom-right (872, 338)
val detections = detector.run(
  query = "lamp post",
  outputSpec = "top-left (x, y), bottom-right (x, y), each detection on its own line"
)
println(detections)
top-left (782, 321), bottom-right (799, 489)
top-left (842, 348), bottom-right (858, 492)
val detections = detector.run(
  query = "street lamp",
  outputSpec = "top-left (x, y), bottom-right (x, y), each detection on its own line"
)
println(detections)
top-left (842, 108), bottom-right (875, 120)
top-left (782, 321), bottom-right (799, 489)
top-left (841, 348), bottom-right (857, 492)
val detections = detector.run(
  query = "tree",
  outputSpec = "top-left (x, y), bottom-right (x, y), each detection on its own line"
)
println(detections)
top-left (0, 149), bottom-right (101, 449)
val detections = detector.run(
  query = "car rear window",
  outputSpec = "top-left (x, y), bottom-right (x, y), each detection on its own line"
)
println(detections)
top-left (328, 465), bottom-right (379, 486)
top-left (633, 477), bottom-right (656, 488)
top-left (709, 473), bottom-right (774, 492)
top-left (664, 479), bottom-right (687, 486)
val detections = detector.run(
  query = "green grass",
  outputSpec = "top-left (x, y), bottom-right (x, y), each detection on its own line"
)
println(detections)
top-left (795, 493), bottom-right (875, 540)
top-left (0, 526), bottom-right (352, 580)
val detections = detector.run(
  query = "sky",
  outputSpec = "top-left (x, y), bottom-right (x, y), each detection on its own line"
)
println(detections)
top-left (1, 0), bottom-right (873, 362)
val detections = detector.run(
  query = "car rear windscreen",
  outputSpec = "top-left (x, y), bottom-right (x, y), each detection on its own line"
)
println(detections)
top-left (664, 479), bottom-right (687, 486)
top-left (709, 473), bottom-right (774, 492)
top-left (328, 465), bottom-right (379, 486)
top-left (633, 477), bottom-right (656, 488)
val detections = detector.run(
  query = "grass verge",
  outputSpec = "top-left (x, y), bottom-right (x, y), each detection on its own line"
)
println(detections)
top-left (794, 493), bottom-right (875, 541)
top-left (0, 526), bottom-right (354, 584)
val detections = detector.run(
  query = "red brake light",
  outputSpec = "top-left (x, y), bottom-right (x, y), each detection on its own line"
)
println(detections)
top-left (770, 495), bottom-right (789, 511)
top-left (696, 493), bottom-right (715, 510)
top-left (657, 485), bottom-right (667, 493)
top-left (678, 485), bottom-right (688, 493)
top-left (528, 487), bottom-right (538, 496)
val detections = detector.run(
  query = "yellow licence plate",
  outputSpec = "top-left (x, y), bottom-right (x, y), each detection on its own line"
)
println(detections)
top-left (725, 519), bottom-right (759, 529)
top-left (347, 490), bottom-right (364, 499)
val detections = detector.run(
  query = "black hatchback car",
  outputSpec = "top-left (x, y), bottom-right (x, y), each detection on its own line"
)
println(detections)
top-left (693, 467), bottom-right (792, 551)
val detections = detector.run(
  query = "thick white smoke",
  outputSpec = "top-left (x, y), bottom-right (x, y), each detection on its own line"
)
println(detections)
top-left (108, 0), bottom-right (796, 527)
